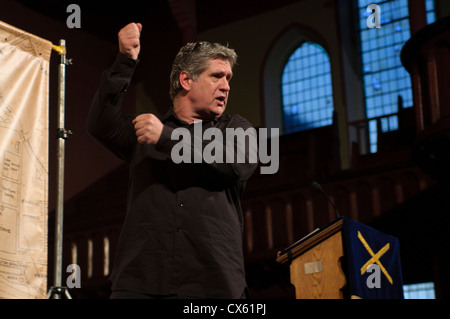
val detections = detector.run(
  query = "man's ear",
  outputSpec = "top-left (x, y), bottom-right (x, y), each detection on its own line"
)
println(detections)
top-left (179, 71), bottom-right (192, 92)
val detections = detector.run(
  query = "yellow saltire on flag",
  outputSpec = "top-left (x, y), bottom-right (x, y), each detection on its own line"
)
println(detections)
top-left (0, 20), bottom-right (52, 299)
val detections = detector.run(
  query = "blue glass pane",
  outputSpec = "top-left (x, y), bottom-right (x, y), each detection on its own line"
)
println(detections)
top-left (403, 282), bottom-right (436, 299)
top-left (281, 42), bottom-right (334, 133)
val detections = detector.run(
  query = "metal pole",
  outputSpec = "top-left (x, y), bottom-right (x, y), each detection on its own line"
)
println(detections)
top-left (49, 39), bottom-right (72, 299)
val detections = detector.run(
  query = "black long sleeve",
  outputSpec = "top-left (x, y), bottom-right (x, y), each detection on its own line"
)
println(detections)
top-left (86, 53), bottom-right (138, 161)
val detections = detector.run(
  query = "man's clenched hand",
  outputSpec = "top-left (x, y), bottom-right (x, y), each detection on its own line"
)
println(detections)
top-left (133, 113), bottom-right (163, 145)
top-left (118, 23), bottom-right (142, 60)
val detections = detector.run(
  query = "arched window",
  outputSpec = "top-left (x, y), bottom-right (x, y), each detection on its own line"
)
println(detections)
top-left (281, 42), bottom-right (334, 134)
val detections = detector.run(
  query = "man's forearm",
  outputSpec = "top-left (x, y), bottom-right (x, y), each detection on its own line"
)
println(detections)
top-left (86, 53), bottom-right (138, 160)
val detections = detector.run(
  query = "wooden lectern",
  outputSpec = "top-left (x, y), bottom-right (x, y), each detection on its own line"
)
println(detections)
top-left (276, 217), bottom-right (404, 299)
top-left (276, 218), bottom-right (346, 299)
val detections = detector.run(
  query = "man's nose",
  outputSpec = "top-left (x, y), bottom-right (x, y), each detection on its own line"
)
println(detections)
top-left (219, 78), bottom-right (230, 92)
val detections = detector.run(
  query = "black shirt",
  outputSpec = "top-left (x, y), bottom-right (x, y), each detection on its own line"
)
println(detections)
top-left (87, 53), bottom-right (258, 298)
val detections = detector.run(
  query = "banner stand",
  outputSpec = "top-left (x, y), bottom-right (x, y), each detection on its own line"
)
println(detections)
top-left (47, 39), bottom-right (73, 299)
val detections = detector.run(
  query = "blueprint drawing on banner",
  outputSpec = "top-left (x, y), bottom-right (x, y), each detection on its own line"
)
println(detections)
top-left (0, 20), bottom-right (52, 299)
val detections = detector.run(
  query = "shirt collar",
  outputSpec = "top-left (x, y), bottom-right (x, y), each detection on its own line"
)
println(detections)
top-left (161, 108), bottom-right (184, 124)
top-left (162, 107), bottom-right (223, 126)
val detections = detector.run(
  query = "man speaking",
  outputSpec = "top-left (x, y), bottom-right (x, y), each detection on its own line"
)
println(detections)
top-left (87, 23), bottom-right (258, 299)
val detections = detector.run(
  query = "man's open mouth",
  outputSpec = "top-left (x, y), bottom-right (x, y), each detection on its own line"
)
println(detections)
top-left (216, 96), bottom-right (226, 105)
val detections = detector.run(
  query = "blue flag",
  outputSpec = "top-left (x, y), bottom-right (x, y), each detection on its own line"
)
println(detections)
top-left (342, 217), bottom-right (403, 299)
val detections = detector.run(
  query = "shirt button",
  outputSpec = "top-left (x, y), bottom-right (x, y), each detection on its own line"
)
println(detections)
top-left (179, 202), bottom-right (184, 207)
top-left (177, 228), bottom-right (182, 232)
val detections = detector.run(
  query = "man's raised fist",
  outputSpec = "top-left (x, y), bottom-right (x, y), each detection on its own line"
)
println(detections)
top-left (118, 23), bottom-right (142, 60)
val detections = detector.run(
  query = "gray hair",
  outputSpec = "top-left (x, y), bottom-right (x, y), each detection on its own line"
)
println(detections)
top-left (169, 41), bottom-right (238, 101)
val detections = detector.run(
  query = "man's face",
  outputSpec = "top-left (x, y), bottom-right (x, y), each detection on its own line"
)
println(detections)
top-left (188, 58), bottom-right (232, 119)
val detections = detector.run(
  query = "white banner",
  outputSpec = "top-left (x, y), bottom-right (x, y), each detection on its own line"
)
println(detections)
top-left (0, 20), bottom-right (52, 299)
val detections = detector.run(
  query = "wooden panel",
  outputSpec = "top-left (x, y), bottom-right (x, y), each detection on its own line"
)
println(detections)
top-left (269, 198), bottom-right (291, 249)
top-left (290, 193), bottom-right (309, 243)
top-left (289, 231), bottom-right (346, 299)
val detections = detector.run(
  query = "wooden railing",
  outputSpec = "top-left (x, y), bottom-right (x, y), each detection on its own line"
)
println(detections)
top-left (242, 164), bottom-right (433, 264)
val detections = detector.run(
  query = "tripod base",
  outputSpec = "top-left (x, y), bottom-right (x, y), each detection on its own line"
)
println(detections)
top-left (47, 286), bottom-right (72, 299)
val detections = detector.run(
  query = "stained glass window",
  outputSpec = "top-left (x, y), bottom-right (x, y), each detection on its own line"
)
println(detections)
top-left (358, 0), bottom-right (436, 152)
top-left (281, 42), bottom-right (334, 134)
